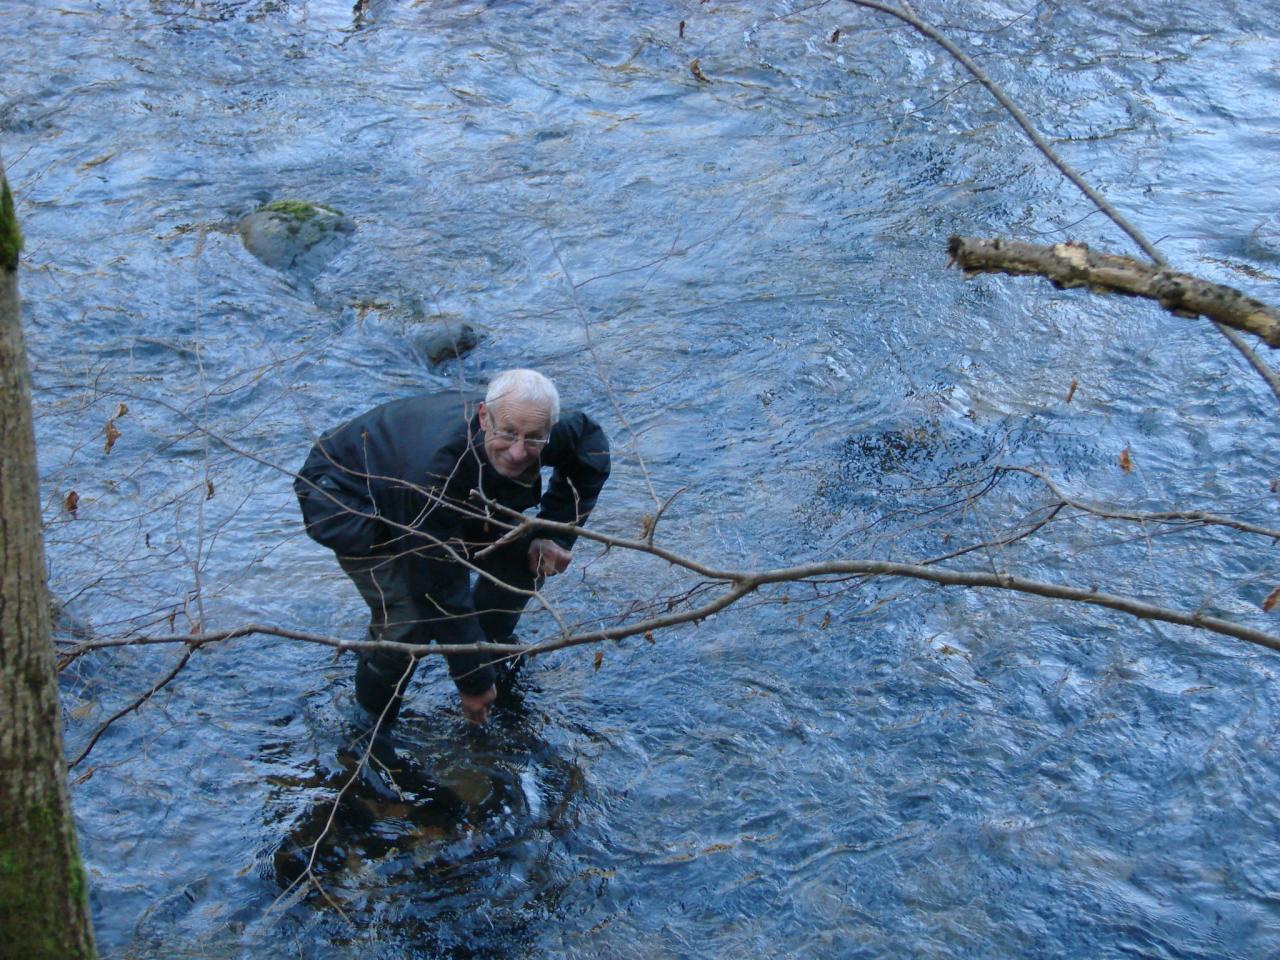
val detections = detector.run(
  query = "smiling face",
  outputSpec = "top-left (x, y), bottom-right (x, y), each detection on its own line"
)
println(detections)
top-left (478, 398), bottom-right (552, 480)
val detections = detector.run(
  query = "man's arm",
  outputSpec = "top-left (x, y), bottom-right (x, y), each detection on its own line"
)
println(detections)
top-left (537, 410), bottom-right (611, 549)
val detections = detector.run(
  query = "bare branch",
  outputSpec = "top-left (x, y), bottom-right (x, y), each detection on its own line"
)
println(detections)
top-left (948, 236), bottom-right (1280, 348)
top-left (843, 0), bottom-right (1164, 264)
top-left (1003, 465), bottom-right (1280, 541)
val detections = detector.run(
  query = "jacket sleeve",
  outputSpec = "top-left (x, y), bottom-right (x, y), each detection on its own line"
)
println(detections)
top-left (537, 411), bottom-right (611, 549)
top-left (294, 440), bottom-right (385, 557)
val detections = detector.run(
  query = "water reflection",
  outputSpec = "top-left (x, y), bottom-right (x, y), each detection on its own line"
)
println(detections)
top-left (263, 679), bottom-right (586, 956)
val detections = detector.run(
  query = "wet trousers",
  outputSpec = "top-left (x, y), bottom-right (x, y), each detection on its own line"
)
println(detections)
top-left (338, 539), bottom-right (537, 724)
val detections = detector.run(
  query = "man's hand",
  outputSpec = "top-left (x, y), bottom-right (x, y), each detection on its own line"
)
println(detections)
top-left (459, 685), bottom-right (497, 724)
top-left (528, 538), bottom-right (572, 577)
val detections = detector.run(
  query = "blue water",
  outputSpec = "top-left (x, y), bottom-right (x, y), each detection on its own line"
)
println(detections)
top-left (6, 0), bottom-right (1280, 956)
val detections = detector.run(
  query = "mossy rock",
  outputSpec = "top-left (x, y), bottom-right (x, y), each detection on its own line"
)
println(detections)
top-left (238, 199), bottom-right (355, 277)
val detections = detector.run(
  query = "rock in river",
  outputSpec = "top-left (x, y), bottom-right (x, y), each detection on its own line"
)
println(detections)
top-left (238, 199), bottom-right (355, 278)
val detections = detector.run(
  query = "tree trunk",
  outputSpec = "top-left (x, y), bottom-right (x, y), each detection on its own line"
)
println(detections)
top-left (0, 159), bottom-right (98, 958)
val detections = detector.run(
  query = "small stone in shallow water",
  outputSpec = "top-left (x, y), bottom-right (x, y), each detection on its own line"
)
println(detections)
top-left (408, 318), bottom-right (480, 365)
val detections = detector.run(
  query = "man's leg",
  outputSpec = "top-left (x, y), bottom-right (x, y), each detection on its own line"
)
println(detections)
top-left (472, 540), bottom-right (543, 693)
top-left (336, 554), bottom-right (429, 725)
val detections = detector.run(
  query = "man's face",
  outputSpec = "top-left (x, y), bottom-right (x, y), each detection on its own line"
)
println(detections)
top-left (479, 398), bottom-right (552, 480)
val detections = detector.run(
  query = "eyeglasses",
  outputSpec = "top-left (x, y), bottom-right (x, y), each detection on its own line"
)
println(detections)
top-left (486, 426), bottom-right (550, 449)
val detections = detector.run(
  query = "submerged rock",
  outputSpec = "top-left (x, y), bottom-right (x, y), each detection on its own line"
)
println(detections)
top-left (238, 199), bottom-right (355, 278)
top-left (1249, 213), bottom-right (1280, 262)
top-left (350, 300), bottom-right (483, 365)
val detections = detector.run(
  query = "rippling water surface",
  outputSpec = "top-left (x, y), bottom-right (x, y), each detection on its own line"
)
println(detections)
top-left (6, 0), bottom-right (1280, 956)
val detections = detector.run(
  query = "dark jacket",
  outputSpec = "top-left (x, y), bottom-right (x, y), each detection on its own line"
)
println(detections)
top-left (295, 390), bottom-right (610, 691)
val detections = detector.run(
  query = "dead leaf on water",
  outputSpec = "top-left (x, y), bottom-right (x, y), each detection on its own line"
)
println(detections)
top-left (79, 153), bottom-right (115, 170)
top-left (64, 490), bottom-right (80, 517)
top-left (1118, 447), bottom-right (1132, 473)
top-left (830, 28), bottom-right (841, 42)
top-left (690, 59), bottom-right (711, 83)
top-left (593, 649), bottom-right (603, 671)
top-left (1065, 378), bottom-right (1078, 403)
top-left (206, 479), bottom-right (215, 500)
top-left (104, 419), bottom-right (122, 454)
top-left (1262, 586), bottom-right (1280, 612)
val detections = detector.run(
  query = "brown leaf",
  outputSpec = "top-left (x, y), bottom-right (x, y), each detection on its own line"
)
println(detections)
top-left (1118, 447), bottom-right (1133, 473)
top-left (640, 513), bottom-right (655, 538)
top-left (64, 490), bottom-right (80, 517)
top-left (690, 58), bottom-right (711, 83)
top-left (104, 419), bottom-right (122, 454)
top-left (678, 19), bottom-right (685, 38)
top-left (820, 611), bottom-right (831, 630)
top-left (206, 479), bottom-right (215, 500)
top-left (1263, 586), bottom-right (1280, 613)
top-left (114, 402), bottom-right (129, 418)
top-left (644, 630), bottom-right (655, 644)
top-left (593, 649), bottom-right (604, 672)
top-left (1065, 378), bottom-right (1078, 404)
top-left (830, 28), bottom-right (840, 42)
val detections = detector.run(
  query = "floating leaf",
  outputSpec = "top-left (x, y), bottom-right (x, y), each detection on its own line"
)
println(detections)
top-left (820, 611), bottom-right (831, 630)
top-left (1065, 378), bottom-right (1078, 403)
top-left (644, 630), bottom-right (655, 644)
top-left (206, 479), bottom-right (215, 500)
top-left (640, 513), bottom-right (655, 538)
top-left (1263, 586), bottom-right (1280, 613)
top-left (1118, 447), bottom-right (1133, 473)
top-left (104, 419), bottom-right (122, 454)
top-left (690, 59), bottom-right (711, 83)
top-left (830, 28), bottom-right (841, 42)
top-left (593, 649), bottom-right (604, 672)
top-left (114, 402), bottom-right (129, 418)
top-left (64, 490), bottom-right (79, 517)
top-left (79, 153), bottom-right (115, 171)
top-left (678, 19), bottom-right (685, 38)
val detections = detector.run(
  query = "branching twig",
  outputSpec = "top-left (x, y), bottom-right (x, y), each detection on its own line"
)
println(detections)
top-left (68, 642), bottom-right (197, 769)
top-left (1003, 465), bottom-right (1280, 540)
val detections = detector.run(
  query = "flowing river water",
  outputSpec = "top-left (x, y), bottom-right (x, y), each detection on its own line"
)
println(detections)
top-left (6, 1), bottom-right (1280, 956)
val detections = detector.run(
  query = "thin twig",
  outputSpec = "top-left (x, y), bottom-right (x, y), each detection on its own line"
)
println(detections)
top-left (69, 643), bottom-right (196, 768)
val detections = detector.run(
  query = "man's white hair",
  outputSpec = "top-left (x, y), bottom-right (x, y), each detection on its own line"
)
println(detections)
top-left (485, 368), bottom-right (560, 424)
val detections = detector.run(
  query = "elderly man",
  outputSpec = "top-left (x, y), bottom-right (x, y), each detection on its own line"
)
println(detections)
top-left (295, 370), bottom-right (610, 725)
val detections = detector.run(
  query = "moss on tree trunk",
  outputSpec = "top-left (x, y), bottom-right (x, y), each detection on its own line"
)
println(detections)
top-left (0, 160), bottom-right (98, 959)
